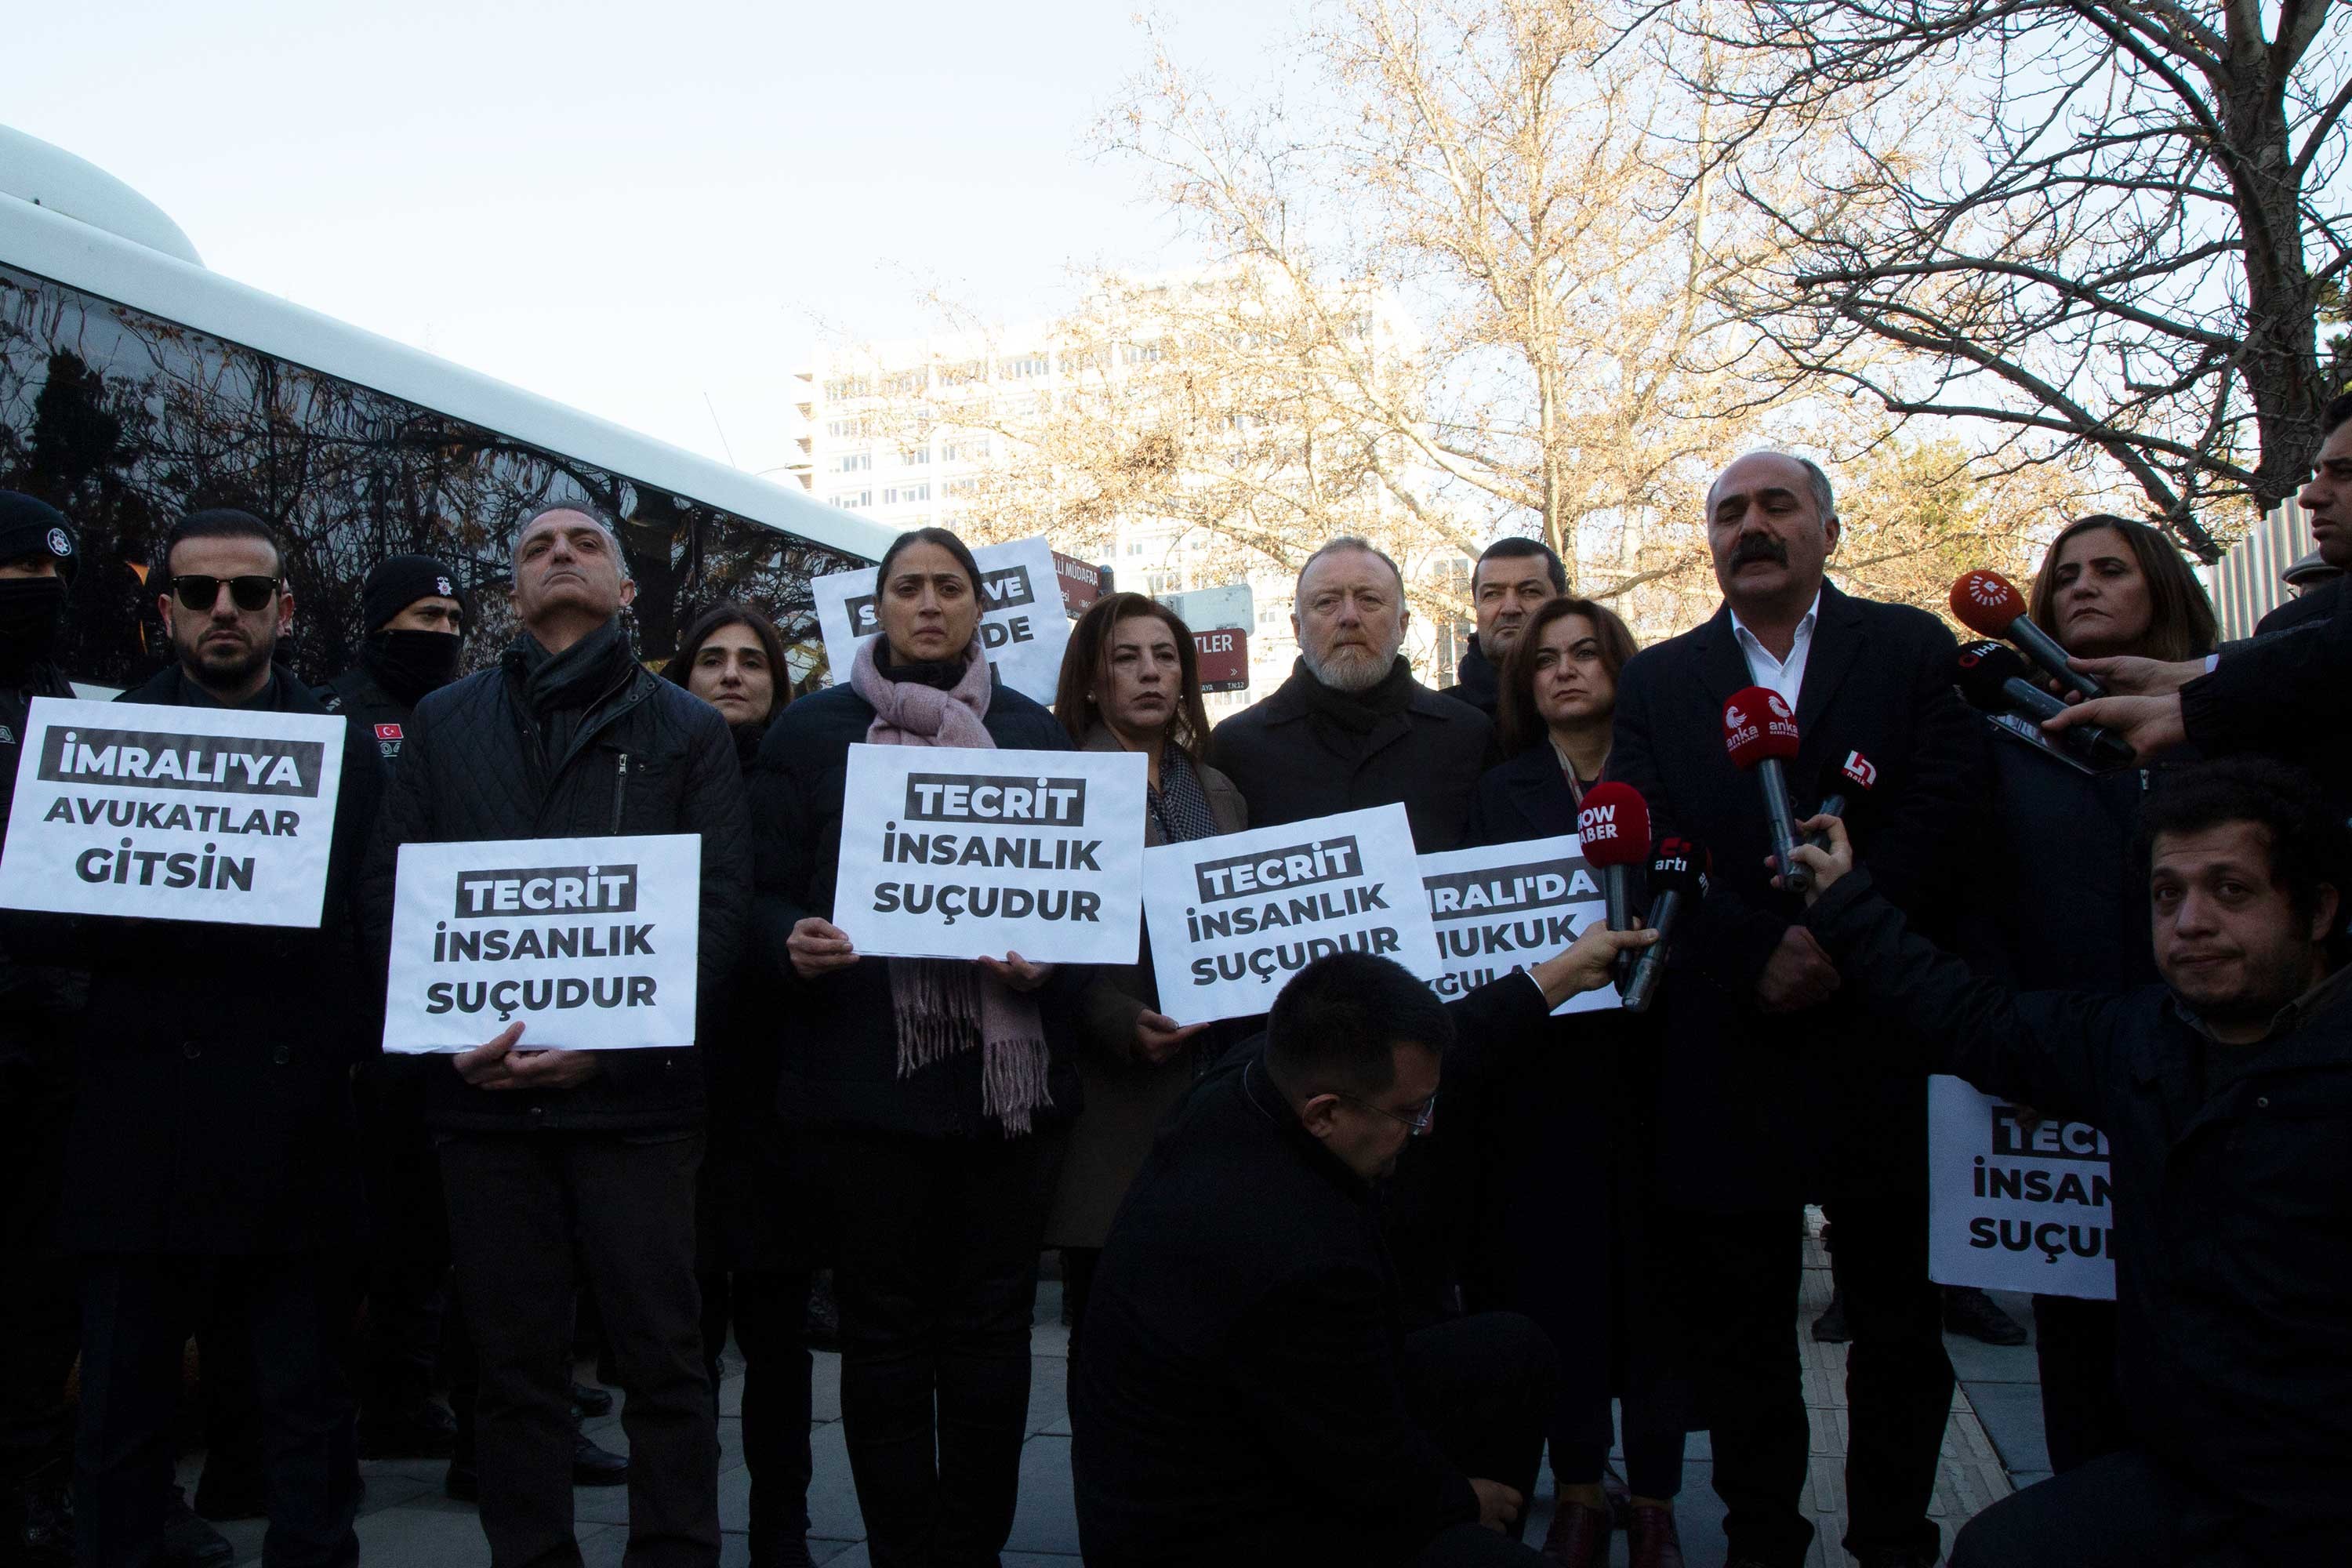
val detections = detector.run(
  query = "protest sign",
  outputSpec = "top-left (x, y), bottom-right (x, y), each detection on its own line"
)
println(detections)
top-left (380, 833), bottom-right (702, 1053)
top-left (0, 696), bottom-right (347, 927)
top-left (1418, 836), bottom-right (1617, 1016)
top-left (1927, 1074), bottom-right (2115, 1300)
top-left (1142, 803), bottom-right (1440, 1025)
top-left (1153, 583), bottom-right (1253, 692)
top-left (811, 535), bottom-right (1072, 706)
top-left (831, 745), bottom-right (1148, 964)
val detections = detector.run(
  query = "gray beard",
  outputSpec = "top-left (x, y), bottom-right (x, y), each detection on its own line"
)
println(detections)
top-left (1305, 641), bottom-right (1397, 692)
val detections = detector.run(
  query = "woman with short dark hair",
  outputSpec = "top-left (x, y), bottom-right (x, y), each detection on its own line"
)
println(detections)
top-left (750, 527), bottom-right (1081, 1566)
top-left (1042, 593), bottom-right (1247, 1352)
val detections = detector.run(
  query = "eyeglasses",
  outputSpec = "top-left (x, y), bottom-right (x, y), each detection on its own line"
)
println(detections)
top-left (1338, 1091), bottom-right (1439, 1138)
top-left (171, 575), bottom-right (281, 613)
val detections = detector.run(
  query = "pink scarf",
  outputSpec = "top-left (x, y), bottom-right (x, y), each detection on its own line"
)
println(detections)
top-left (850, 638), bottom-right (1052, 1134)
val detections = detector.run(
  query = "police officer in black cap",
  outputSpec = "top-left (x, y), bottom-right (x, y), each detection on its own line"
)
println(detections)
top-left (0, 493), bottom-right (82, 1566)
top-left (318, 554), bottom-right (467, 776)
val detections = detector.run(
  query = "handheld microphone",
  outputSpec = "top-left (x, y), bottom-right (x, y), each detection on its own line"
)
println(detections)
top-left (1950, 569), bottom-right (2104, 701)
top-left (1954, 641), bottom-right (2136, 770)
top-left (1810, 750), bottom-right (1877, 851)
top-left (1577, 782), bottom-right (1652, 953)
top-left (1622, 836), bottom-right (1707, 1014)
top-left (1723, 685), bottom-right (1807, 893)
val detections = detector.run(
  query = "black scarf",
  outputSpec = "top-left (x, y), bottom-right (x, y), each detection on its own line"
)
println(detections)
top-left (1148, 744), bottom-right (1221, 844)
top-left (731, 719), bottom-right (768, 773)
top-left (876, 643), bottom-right (974, 691)
top-left (506, 619), bottom-right (635, 766)
top-left (1294, 654), bottom-right (1417, 739)
top-left (361, 629), bottom-right (463, 707)
top-left (0, 576), bottom-right (66, 680)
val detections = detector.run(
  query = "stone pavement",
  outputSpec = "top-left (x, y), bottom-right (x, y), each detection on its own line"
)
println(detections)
top-left (184, 1228), bottom-right (2052, 1567)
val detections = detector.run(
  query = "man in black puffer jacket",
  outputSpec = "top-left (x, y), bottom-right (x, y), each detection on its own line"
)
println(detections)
top-left (361, 502), bottom-right (750, 1565)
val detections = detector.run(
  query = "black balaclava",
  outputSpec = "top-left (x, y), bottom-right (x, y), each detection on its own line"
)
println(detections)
top-left (363, 628), bottom-right (463, 706)
top-left (0, 576), bottom-right (67, 677)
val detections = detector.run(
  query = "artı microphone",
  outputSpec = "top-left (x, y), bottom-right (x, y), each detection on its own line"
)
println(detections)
top-left (1722, 685), bottom-right (1807, 893)
top-left (1954, 641), bottom-right (2136, 769)
top-left (1577, 782), bottom-right (1652, 946)
top-left (1810, 749), bottom-right (1877, 851)
top-left (1949, 569), bottom-right (2105, 701)
top-left (1623, 836), bottom-right (1707, 1014)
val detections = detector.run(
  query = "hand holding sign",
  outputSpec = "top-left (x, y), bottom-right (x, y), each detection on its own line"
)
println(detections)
top-left (1134, 1010), bottom-right (1207, 1065)
top-left (453, 1022), bottom-right (606, 1091)
top-left (789, 916), bottom-right (860, 979)
top-left (977, 952), bottom-right (1054, 992)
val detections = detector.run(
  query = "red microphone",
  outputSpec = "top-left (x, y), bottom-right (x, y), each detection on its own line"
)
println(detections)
top-left (1722, 686), bottom-right (1808, 893)
top-left (1949, 569), bottom-right (2103, 700)
top-left (1576, 779), bottom-right (1651, 941)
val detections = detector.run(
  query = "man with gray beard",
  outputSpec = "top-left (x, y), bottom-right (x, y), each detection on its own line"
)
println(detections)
top-left (1208, 537), bottom-right (1492, 854)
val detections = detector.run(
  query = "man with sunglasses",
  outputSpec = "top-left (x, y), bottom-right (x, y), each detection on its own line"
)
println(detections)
top-left (1073, 934), bottom-right (1653, 1568)
top-left (50, 508), bottom-right (382, 1568)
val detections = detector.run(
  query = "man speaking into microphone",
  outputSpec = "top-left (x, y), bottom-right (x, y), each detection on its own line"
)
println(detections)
top-left (1602, 452), bottom-right (1982, 1568)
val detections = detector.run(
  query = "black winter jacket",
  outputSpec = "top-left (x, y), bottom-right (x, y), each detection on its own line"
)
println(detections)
top-left (749, 679), bottom-right (1086, 1138)
top-left (360, 626), bottom-right (752, 1134)
top-left (317, 661), bottom-right (417, 779)
top-left (56, 664), bottom-right (382, 1254)
top-left (1207, 659), bottom-right (1491, 853)
top-left (1450, 637), bottom-right (1501, 720)
top-left (2, 657), bottom-right (82, 1078)
top-left (1808, 870), bottom-right (2352, 1548)
top-left (2181, 575), bottom-right (2349, 809)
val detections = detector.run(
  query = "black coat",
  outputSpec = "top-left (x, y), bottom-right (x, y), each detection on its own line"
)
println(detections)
top-left (2184, 575), bottom-right (2350, 810)
top-left (1072, 975), bottom-right (1552, 1566)
top-left (359, 633), bottom-right (752, 1134)
top-left (317, 661), bottom-right (417, 779)
top-left (1451, 637), bottom-right (1501, 719)
top-left (56, 664), bottom-right (382, 1254)
top-left (1207, 659), bottom-right (1491, 853)
top-left (748, 680), bottom-right (1086, 1138)
top-left (1602, 583), bottom-right (1983, 1209)
top-left (1807, 869), bottom-right (2352, 1551)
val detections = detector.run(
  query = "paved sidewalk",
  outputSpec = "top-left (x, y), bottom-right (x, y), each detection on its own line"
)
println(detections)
top-left (183, 1232), bottom-right (2047, 1567)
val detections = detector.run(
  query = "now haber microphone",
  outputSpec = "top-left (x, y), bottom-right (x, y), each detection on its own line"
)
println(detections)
top-left (1950, 568), bottom-right (2104, 701)
top-left (1810, 749), bottom-right (1876, 851)
top-left (1622, 836), bottom-right (1706, 1014)
top-left (1722, 685), bottom-right (1807, 894)
top-left (1575, 780), bottom-right (1651, 942)
top-left (1955, 640), bottom-right (2136, 770)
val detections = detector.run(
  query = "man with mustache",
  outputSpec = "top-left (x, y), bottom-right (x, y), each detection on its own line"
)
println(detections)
top-left (1453, 538), bottom-right (1566, 720)
top-left (1602, 452), bottom-right (1983, 1568)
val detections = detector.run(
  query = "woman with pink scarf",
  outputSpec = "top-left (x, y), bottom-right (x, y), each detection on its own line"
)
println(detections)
top-left (750, 528), bottom-right (1080, 1567)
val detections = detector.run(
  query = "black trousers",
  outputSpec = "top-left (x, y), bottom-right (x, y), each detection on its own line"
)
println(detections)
top-left (0, 1051), bottom-right (78, 1489)
top-left (697, 1267), bottom-right (814, 1552)
top-left (2031, 1294), bottom-right (2128, 1475)
top-left (354, 1058), bottom-right (451, 1418)
top-left (1949, 1446), bottom-right (2348, 1566)
top-left (809, 1127), bottom-right (1067, 1568)
top-left (74, 1251), bottom-right (358, 1568)
top-left (440, 1130), bottom-right (717, 1568)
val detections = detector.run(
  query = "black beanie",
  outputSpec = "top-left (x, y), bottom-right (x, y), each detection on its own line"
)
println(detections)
top-left (361, 554), bottom-right (463, 633)
top-left (0, 492), bottom-right (78, 583)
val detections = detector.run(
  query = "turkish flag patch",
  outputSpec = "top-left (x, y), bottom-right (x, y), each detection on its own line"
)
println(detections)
top-left (374, 723), bottom-right (405, 741)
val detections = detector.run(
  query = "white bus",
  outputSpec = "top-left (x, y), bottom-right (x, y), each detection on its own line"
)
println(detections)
top-left (0, 125), bottom-right (891, 691)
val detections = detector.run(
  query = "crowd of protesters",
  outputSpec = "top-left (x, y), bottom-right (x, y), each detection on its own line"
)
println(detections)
top-left (2, 390), bottom-right (2349, 1568)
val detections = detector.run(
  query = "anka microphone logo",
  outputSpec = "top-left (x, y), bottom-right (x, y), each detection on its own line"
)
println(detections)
top-left (1724, 702), bottom-right (1747, 731)
top-left (1842, 750), bottom-right (1878, 789)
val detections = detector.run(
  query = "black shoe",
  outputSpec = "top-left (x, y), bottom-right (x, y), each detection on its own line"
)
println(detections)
top-left (159, 1488), bottom-right (235, 1568)
top-left (358, 1398), bottom-right (459, 1459)
top-left (572, 1430), bottom-right (629, 1487)
top-left (752, 1535), bottom-right (816, 1568)
top-left (1855, 1552), bottom-right (1940, 1568)
top-left (189, 1463), bottom-right (266, 1523)
top-left (1811, 1288), bottom-right (1851, 1344)
top-left (443, 1454), bottom-right (477, 1503)
top-left (1943, 1285), bottom-right (2027, 1346)
top-left (5, 1463), bottom-right (74, 1567)
top-left (569, 1380), bottom-right (614, 1418)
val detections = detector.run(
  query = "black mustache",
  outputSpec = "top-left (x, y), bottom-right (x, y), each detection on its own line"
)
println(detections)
top-left (1730, 534), bottom-right (1788, 568)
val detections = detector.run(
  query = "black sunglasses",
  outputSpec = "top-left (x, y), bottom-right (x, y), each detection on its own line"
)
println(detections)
top-left (171, 575), bottom-right (281, 613)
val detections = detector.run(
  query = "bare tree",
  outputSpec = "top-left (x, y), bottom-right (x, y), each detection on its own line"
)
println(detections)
top-left (1678, 0), bottom-right (2352, 558)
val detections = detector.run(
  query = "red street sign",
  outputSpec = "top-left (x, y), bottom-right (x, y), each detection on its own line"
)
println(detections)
top-left (1051, 551), bottom-right (1108, 617)
top-left (1192, 626), bottom-right (1249, 692)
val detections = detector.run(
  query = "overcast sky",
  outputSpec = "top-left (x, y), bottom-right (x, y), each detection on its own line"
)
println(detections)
top-left (11, 1), bottom-right (1294, 479)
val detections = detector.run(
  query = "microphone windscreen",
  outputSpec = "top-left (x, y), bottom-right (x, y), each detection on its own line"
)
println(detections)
top-left (1722, 685), bottom-right (1799, 768)
top-left (1954, 639), bottom-right (2031, 711)
top-left (1577, 780), bottom-right (1651, 868)
top-left (1647, 835), bottom-right (1708, 895)
top-left (1950, 569), bottom-right (2027, 638)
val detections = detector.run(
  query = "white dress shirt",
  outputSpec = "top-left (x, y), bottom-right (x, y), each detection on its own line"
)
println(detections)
top-left (1730, 588), bottom-right (1823, 708)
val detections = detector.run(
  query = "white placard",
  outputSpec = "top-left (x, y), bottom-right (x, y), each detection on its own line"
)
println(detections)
top-left (811, 535), bottom-right (1073, 706)
top-left (1418, 836), bottom-right (1617, 1016)
top-left (831, 745), bottom-right (1149, 964)
top-left (380, 833), bottom-right (702, 1053)
top-left (1927, 1074), bottom-right (2116, 1300)
top-left (0, 696), bottom-right (347, 927)
top-left (1142, 804), bottom-right (1441, 1026)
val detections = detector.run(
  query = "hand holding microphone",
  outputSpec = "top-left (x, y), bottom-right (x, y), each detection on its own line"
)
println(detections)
top-left (1955, 641), bottom-right (2136, 769)
top-left (1950, 569), bottom-right (2104, 701)
top-left (1722, 686), bottom-right (1807, 893)
top-left (1622, 836), bottom-right (1707, 1014)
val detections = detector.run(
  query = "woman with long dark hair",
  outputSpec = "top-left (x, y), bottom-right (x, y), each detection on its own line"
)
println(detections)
top-left (1041, 592), bottom-right (1247, 1352)
top-left (1970, 514), bottom-right (2217, 1478)
top-left (1465, 594), bottom-right (1689, 1568)
top-left (750, 528), bottom-right (1080, 1567)
top-left (666, 600), bottom-right (818, 1566)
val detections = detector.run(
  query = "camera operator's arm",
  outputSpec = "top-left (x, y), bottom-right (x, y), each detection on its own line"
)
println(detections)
top-left (1783, 819), bottom-right (2125, 1123)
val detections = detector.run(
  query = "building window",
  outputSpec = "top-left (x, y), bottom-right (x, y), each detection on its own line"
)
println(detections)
top-left (940, 437), bottom-right (989, 462)
top-left (999, 353), bottom-right (1050, 380)
top-left (831, 489), bottom-right (873, 509)
top-left (825, 416), bottom-right (873, 439)
top-left (882, 368), bottom-right (927, 397)
top-left (883, 482), bottom-right (931, 506)
top-left (898, 446), bottom-right (930, 465)
top-left (938, 359), bottom-right (985, 387)
top-left (1122, 341), bottom-right (1164, 365)
top-left (822, 375), bottom-right (872, 402)
top-left (943, 477), bottom-right (978, 498)
top-left (831, 452), bottom-right (872, 473)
